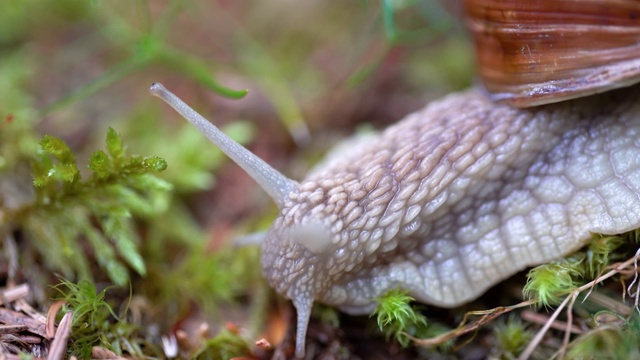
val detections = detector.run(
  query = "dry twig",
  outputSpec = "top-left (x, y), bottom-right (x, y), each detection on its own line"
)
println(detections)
top-left (0, 284), bottom-right (29, 306)
top-left (411, 300), bottom-right (536, 347)
top-left (46, 311), bottom-right (73, 360)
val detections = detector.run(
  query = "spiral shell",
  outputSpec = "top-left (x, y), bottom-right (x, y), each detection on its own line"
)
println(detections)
top-left (465, 0), bottom-right (640, 107)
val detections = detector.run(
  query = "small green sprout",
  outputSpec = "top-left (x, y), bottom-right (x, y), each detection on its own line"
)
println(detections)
top-left (52, 278), bottom-right (157, 358)
top-left (371, 288), bottom-right (428, 347)
top-left (493, 316), bottom-right (534, 358)
top-left (523, 259), bottom-right (582, 307)
top-left (584, 233), bottom-right (626, 279)
top-left (524, 231), bottom-right (640, 308)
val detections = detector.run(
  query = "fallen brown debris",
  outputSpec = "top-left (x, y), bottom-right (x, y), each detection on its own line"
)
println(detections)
top-left (0, 283), bottom-right (63, 359)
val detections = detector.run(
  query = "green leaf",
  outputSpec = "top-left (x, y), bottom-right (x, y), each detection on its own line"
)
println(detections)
top-left (103, 185), bottom-right (154, 216)
top-left (523, 259), bottom-right (582, 307)
top-left (128, 173), bottom-right (172, 192)
top-left (52, 163), bottom-right (80, 182)
top-left (89, 150), bottom-right (111, 179)
top-left (26, 128), bottom-right (168, 288)
top-left (81, 220), bottom-right (129, 286)
top-left (103, 217), bottom-right (146, 276)
top-left (106, 127), bottom-right (124, 160)
top-left (160, 48), bottom-right (249, 99)
top-left (39, 135), bottom-right (75, 163)
top-left (141, 156), bottom-right (167, 172)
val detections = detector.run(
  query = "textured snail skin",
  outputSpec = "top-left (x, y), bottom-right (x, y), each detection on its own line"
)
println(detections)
top-left (150, 82), bottom-right (640, 357)
top-left (260, 84), bottom-right (640, 355)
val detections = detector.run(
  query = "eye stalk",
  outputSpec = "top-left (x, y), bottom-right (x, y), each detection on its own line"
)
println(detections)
top-left (149, 82), bottom-right (299, 208)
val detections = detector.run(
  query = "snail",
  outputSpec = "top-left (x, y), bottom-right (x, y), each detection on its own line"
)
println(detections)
top-left (150, 0), bottom-right (640, 357)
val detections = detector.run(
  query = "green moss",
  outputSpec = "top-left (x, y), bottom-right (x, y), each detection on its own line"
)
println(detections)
top-left (53, 278), bottom-right (160, 358)
top-left (23, 128), bottom-right (171, 286)
top-left (157, 246), bottom-right (260, 313)
top-left (523, 231), bottom-right (640, 307)
top-left (120, 107), bottom-right (255, 194)
top-left (192, 328), bottom-right (251, 360)
top-left (584, 231), bottom-right (640, 278)
top-left (523, 258), bottom-right (583, 307)
top-left (312, 304), bottom-right (341, 328)
top-left (492, 316), bottom-right (534, 359)
top-left (371, 288), bottom-right (428, 347)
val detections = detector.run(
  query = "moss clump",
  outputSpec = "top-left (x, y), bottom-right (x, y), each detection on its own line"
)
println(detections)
top-left (53, 278), bottom-right (161, 358)
top-left (524, 231), bottom-right (640, 307)
top-left (23, 128), bottom-right (171, 286)
top-left (371, 289), bottom-right (428, 347)
top-left (523, 258), bottom-right (583, 307)
top-left (492, 316), bottom-right (534, 359)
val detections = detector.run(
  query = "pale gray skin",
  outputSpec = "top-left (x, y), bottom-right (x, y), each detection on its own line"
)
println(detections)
top-left (151, 83), bottom-right (640, 358)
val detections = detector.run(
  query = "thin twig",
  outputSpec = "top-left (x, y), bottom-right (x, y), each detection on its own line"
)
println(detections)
top-left (14, 298), bottom-right (47, 324)
top-left (628, 247), bottom-right (640, 314)
top-left (0, 284), bottom-right (30, 306)
top-left (0, 324), bottom-right (28, 334)
top-left (411, 300), bottom-right (536, 347)
top-left (0, 307), bottom-right (47, 337)
top-left (518, 291), bottom-right (571, 360)
top-left (3, 234), bottom-right (19, 287)
top-left (47, 311), bottom-right (73, 360)
top-left (409, 248), bottom-right (640, 355)
top-left (558, 292), bottom-right (578, 359)
top-left (520, 311), bottom-right (583, 334)
top-left (46, 300), bottom-right (66, 339)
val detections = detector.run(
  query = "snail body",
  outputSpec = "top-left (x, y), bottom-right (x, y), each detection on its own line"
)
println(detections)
top-left (152, 83), bottom-right (640, 357)
top-left (150, 1), bottom-right (640, 357)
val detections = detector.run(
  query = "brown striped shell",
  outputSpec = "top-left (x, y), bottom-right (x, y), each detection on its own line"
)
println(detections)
top-left (464, 0), bottom-right (640, 107)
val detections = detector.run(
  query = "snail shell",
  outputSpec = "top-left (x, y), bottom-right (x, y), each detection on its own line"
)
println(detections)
top-left (465, 0), bottom-right (640, 107)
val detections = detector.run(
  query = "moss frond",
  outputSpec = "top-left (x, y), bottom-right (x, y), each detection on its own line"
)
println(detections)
top-left (493, 316), bottom-right (533, 358)
top-left (523, 259), bottom-right (582, 307)
top-left (24, 128), bottom-right (171, 286)
top-left (52, 278), bottom-right (159, 358)
top-left (583, 233), bottom-right (627, 279)
top-left (524, 230), bottom-right (640, 308)
top-left (371, 288), bottom-right (428, 347)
